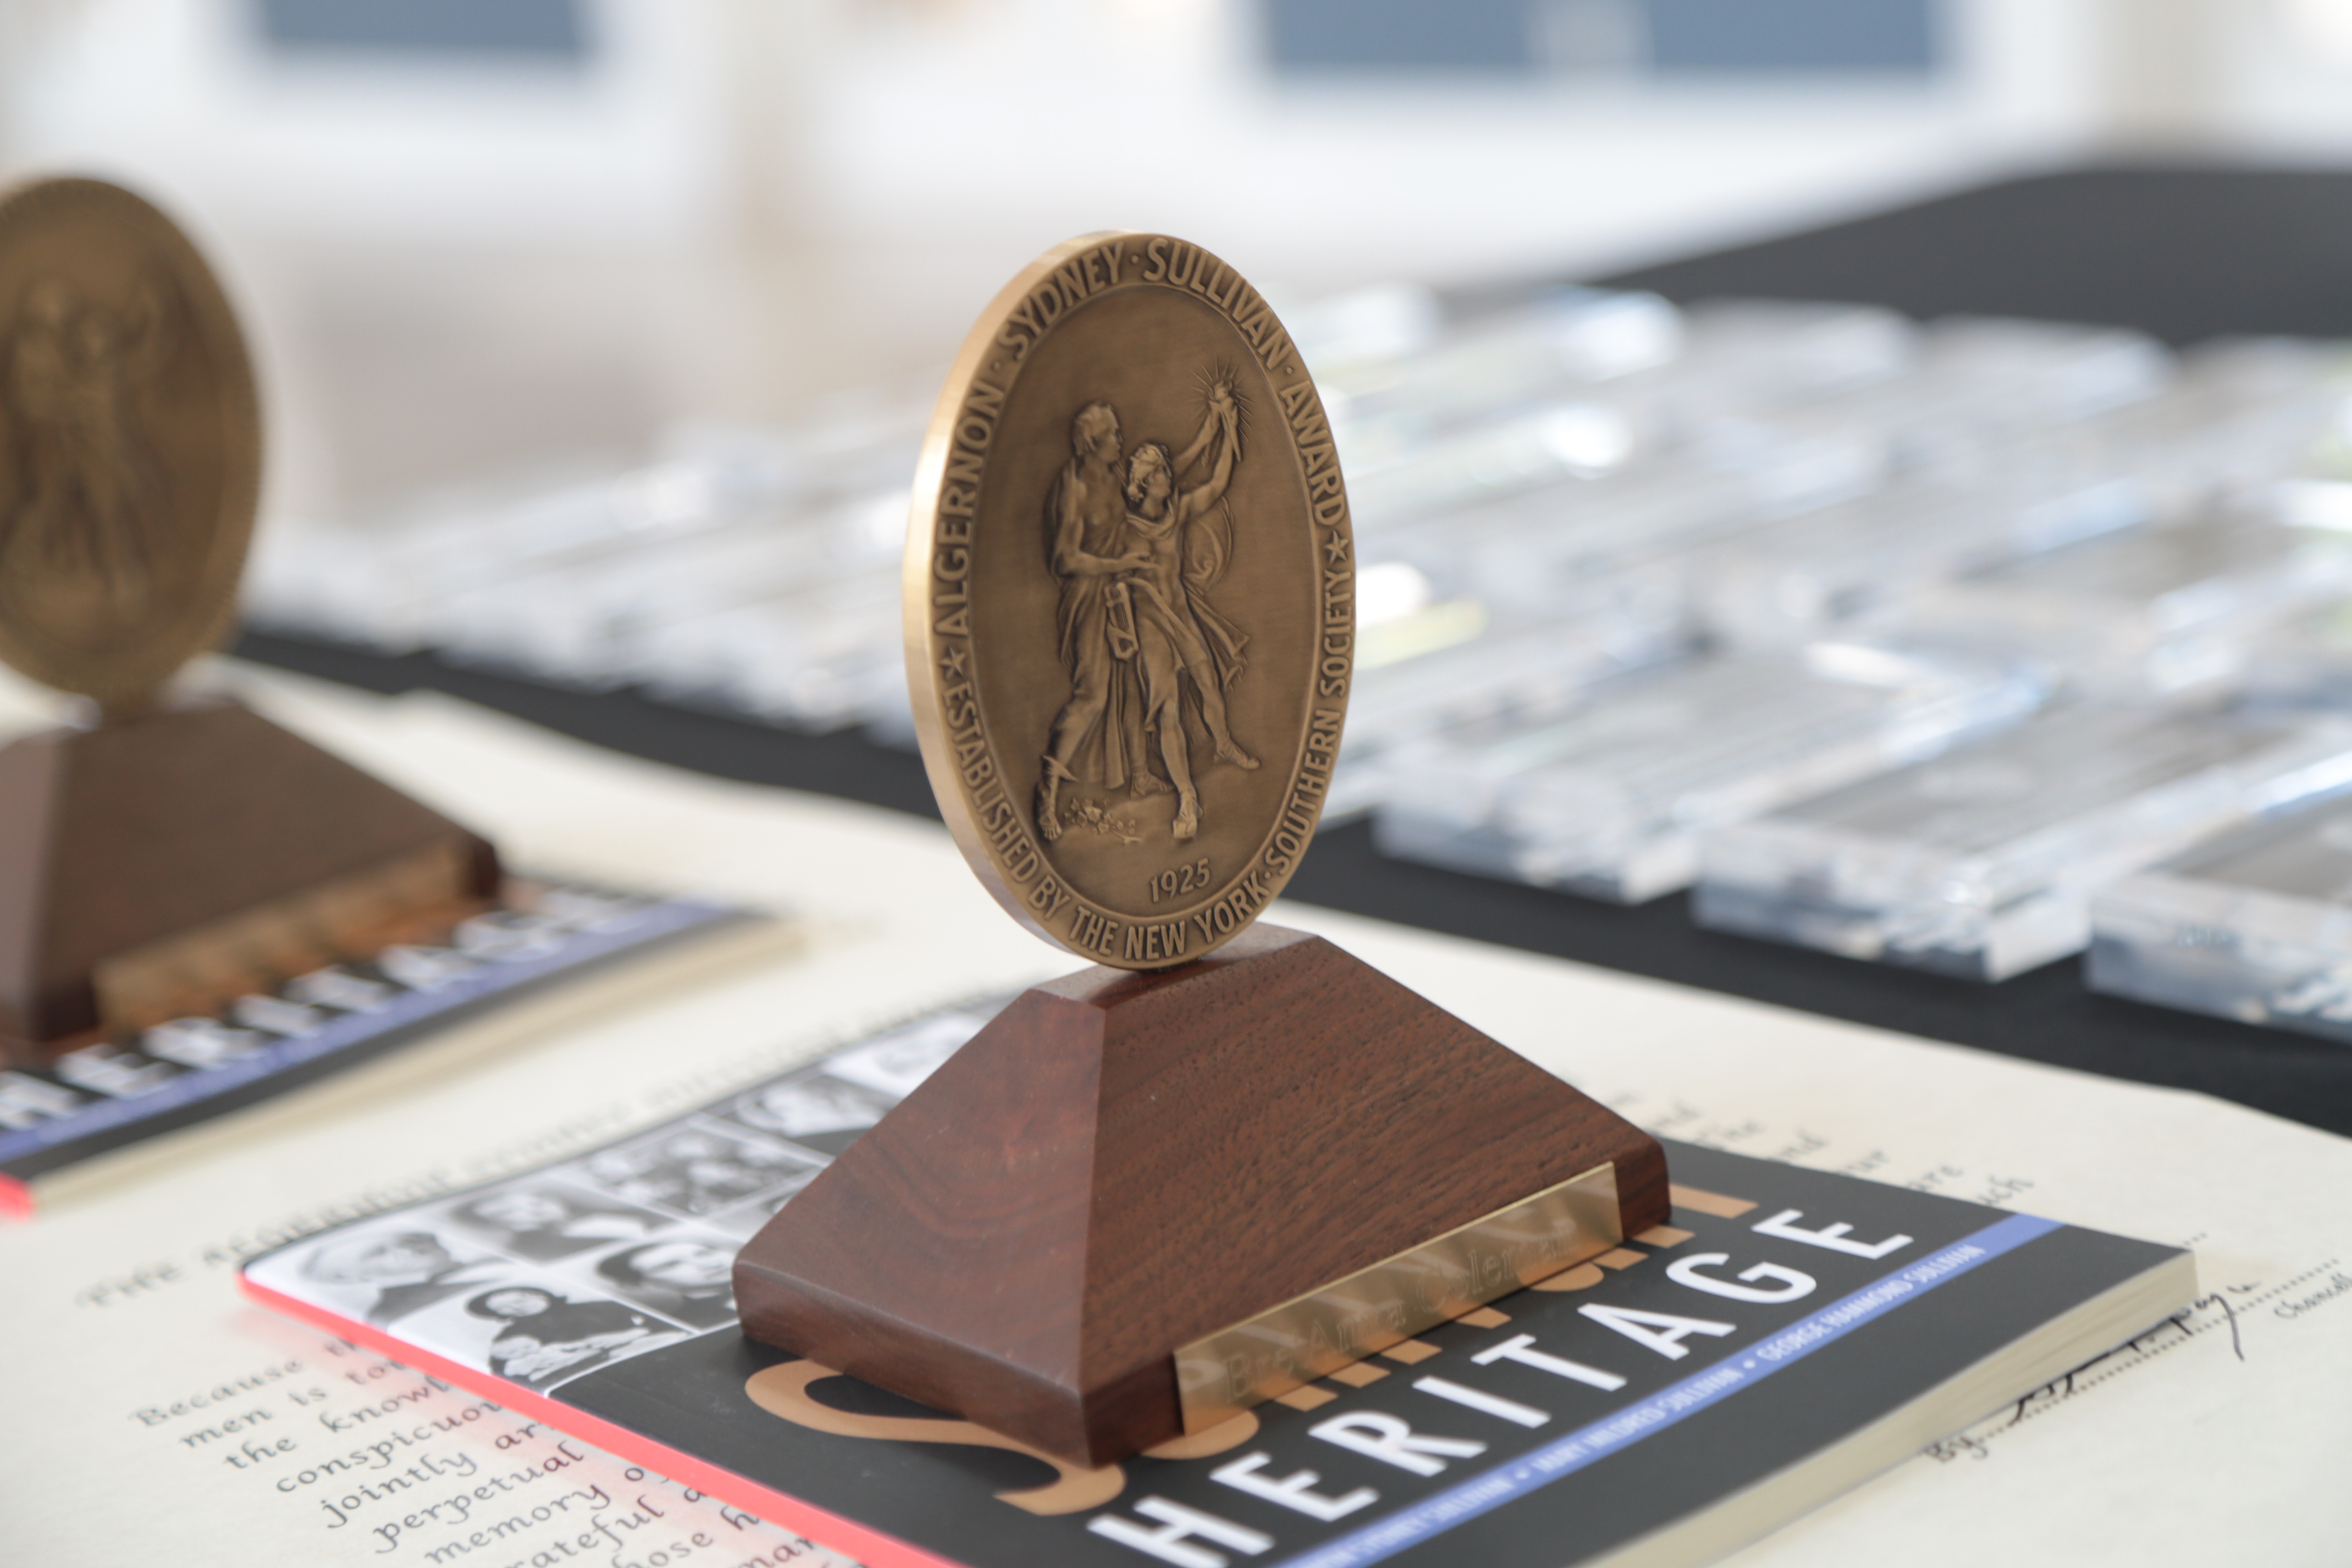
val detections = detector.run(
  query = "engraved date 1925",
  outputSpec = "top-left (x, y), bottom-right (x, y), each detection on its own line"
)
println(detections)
top-left (1148, 859), bottom-right (1212, 904)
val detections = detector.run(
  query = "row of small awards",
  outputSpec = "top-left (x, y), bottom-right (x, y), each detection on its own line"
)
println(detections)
top-left (246, 287), bottom-right (2352, 1031)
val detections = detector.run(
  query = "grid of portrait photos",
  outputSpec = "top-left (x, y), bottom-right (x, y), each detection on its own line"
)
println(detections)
top-left (247, 1005), bottom-right (998, 1394)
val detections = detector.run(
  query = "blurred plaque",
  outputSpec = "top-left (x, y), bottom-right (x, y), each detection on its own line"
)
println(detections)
top-left (0, 176), bottom-right (499, 1064)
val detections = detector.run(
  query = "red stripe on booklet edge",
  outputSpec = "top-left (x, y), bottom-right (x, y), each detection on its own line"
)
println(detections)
top-left (0, 1172), bottom-right (31, 1222)
top-left (237, 1275), bottom-right (964, 1568)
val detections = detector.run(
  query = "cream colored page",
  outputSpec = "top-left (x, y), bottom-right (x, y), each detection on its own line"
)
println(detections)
top-left (2, 672), bottom-right (2348, 1565)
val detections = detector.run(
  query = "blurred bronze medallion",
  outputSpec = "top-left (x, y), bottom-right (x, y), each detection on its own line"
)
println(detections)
top-left (0, 176), bottom-right (261, 715)
top-left (906, 232), bottom-right (1353, 968)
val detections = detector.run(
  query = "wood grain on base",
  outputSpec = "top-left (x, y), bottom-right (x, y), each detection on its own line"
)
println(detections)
top-left (735, 923), bottom-right (1668, 1466)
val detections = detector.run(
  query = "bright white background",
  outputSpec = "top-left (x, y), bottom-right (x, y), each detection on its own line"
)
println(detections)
top-left (6, 0), bottom-right (2352, 519)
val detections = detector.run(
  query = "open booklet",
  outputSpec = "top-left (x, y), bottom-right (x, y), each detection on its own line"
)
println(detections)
top-left (241, 1002), bottom-right (2192, 1568)
top-left (0, 882), bottom-right (750, 1218)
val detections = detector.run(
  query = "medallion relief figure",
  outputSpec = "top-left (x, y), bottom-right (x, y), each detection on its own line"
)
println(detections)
top-left (1036, 373), bottom-right (1257, 845)
top-left (1, 274), bottom-right (176, 613)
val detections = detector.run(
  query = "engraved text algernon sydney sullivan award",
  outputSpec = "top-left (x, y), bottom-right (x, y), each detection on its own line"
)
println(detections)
top-left (0, 177), bottom-right (500, 1063)
top-left (734, 234), bottom-right (1669, 1468)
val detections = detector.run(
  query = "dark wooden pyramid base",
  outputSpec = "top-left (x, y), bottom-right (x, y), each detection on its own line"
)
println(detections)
top-left (734, 924), bottom-right (1668, 1467)
top-left (0, 698), bottom-right (499, 1062)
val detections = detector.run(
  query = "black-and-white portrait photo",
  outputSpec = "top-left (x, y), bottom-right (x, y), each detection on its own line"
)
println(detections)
top-left (445, 1180), bottom-right (668, 1261)
top-left (818, 1011), bottom-right (984, 1100)
top-left (295, 1227), bottom-right (510, 1325)
top-left (463, 1285), bottom-right (688, 1389)
top-left (589, 1237), bottom-right (740, 1330)
top-left (579, 1126), bottom-right (819, 1217)
top-left (719, 1074), bottom-right (889, 1157)
top-left (698, 1176), bottom-right (824, 1240)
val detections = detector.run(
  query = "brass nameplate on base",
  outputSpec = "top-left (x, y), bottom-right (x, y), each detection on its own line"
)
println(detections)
top-left (93, 840), bottom-right (486, 1031)
top-left (1175, 1161), bottom-right (1623, 1433)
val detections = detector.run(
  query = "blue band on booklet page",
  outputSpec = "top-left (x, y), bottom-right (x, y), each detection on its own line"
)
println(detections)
top-left (0, 898), bottom-right (731, 1162)
top-left (1273, 1212), bottom-right (2063, 1568)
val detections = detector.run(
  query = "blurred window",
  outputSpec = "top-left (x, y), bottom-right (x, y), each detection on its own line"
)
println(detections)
top-left (1266, 0), bottom-right (1943, 76)
top-left (1267, 0), bottom-right (1535, 70)
top-left (1646, 0), bottom-right (1937, 72)
top-left (253, 0), bottom-right (592, 61)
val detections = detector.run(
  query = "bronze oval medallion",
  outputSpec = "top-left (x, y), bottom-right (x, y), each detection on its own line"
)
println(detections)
top-left (906, 232), bottom-right (1353, 969)
top-left (0, 176), bottom-right (262, 714)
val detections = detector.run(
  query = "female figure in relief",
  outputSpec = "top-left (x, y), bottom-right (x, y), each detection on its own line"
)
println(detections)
top-left (1118, 374), bottom-right (1257, 842)
top-left (1038, 400), bottom-right (1154, 838)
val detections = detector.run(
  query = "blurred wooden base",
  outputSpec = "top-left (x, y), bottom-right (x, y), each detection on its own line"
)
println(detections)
top-left (0, 699), bottom-right (498, 1064)
top-left (735, 922), bottom-right (1669, 1467)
